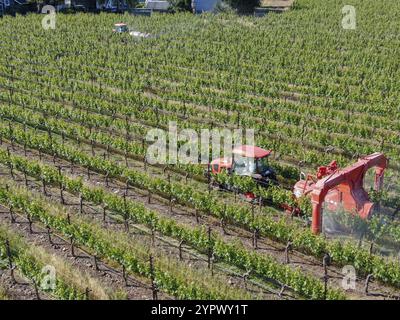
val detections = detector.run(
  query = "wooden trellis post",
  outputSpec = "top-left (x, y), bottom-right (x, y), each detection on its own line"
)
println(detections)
top-left (179, 240), bottom-right (184, 261)
top-left (207, 226), bottom-right (212, 268)
top-left (94, 255), bottom-right (99, 271)
top-left (149, 255), bottom-right (158, 300)
top-left (33, 279), bottom-right (41, 300)
top-left (252, 228), bottom-right (259, 250)
top-left (70, 236), bottom-right (75, 257)
top-left (42, 177), bottom-right (47, 196)
top-left (284, 240), bottom-right (293, 264)
top-left (47, 226), bottom-right (52, 245)
top-left (5, 240), bottom-right (16, 284)
top-left (27, 215), bottom-right (33, 234)
top-left (365, 274), bottom-right (373, 295)
top-left (322, 253), bottom-right (331, 300)
top-left (79, 193), bottom-right (84, 214)
top-left (9, 205), bottom-right (15, 224)
top-left (122, 264), bottom-right (128, 286)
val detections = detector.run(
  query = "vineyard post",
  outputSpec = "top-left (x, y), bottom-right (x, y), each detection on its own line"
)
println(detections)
top-left (8, 122), bottom-right (14, 151)
top-left (47, 128), bottom-right (52, 144)
top-left (85, 287), bottom-right (91, 300)
top-left (23, 169), bottom-right (28, 187)
top-left (91, 139), bottom-right (95, 157)
top-left (23, 141), bottom-right (27, 157)
top-left (221, 204), bottom-right (227, 234)
top-left (9, 162), bottom-right (14, 180)
top-left (151, 227), bottom-right (155, 247)
top-left (279, 284), bottom-right (287, 298)
top-left (149, 255), bottom-right (158, 300)
top-left (365, 274), bottom-right (373, 295)
top-left (79, 193), bottom-right (84, 214)
top-left (67, 212), bottom-right (71, 225)
top-left (70, 236), bottom-right (75, 257)
top-left (252, 228), bottom-right (259, 250)
top-left (32, 279), bottom-right (41, 300)
top-left (87, 166), bottom-right (90, 179)
top-left (27, 214), bottom-right (33, 234)
top-left (125, 179), bottom-right (130, 193)
top-left (102, 205), bottom-right (107, 222)
top-left (323, 253), bottom-right (331, 300)
top-left (9, 205), bottom-right (15, 224)
top-left (47, 226), bottom-right (53, 245)
top-left (124, 150), bottom-right (129, 168)
top-left (123, 193), bottom-right (129, 233)
top-left (179, 240), bottom-right (184, 261)
top-left (42, 177), bottom-right (47, 196)
top-left (105, 171), bottom-right (109, 187)
top-left (243, 271), bottom-right (250, 290)
top-left (122, 264), bottom-right (128, 286)
top-left (195, 209), bottom-right (200, 224)
top-left (5, 239), bottom-right (16, 284)
top-left (210, 252), bottom-right (215, 276)
top-left (220, 217), bottom-right (226, 235)
top-left (284, 240), bottom-right (293, 264)
top-left (207, 226), bottom-right (212, 268)
top-left (369, 242), bottom-right (374, 256)
top-left (94, 255), bottom-right (99, 271)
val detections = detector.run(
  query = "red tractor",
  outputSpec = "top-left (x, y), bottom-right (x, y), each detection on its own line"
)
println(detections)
top-left (211, 146), bottom-right (388, 235)
top-left (210, 145), bottom-right (277, 199)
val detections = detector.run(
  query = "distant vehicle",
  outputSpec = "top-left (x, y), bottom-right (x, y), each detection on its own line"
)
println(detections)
top-left (102, 0), bottom-right (128, 13)
top-left (113, 23), bottom-right (129, 33)
top-left (113, 23), bottom-right (152, 39)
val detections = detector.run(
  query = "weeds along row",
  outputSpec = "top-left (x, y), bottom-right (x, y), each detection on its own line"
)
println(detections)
top-left (0, 120), bottom-right (395, 298)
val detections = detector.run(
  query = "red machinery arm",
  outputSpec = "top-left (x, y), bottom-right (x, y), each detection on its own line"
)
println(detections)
top-left (310, 153), bottom-right (388, 234)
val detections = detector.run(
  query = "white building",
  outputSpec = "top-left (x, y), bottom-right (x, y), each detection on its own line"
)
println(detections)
top-left (145, 0), bottom-right (170, 11)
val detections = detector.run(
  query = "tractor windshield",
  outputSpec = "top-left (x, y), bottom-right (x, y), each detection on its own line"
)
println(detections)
top-left (233, 155), bottom-right (256, 176)
top-left (116, 25), bottom-right (128, 32)
top-left (256, 156), bottom-right (270, 173)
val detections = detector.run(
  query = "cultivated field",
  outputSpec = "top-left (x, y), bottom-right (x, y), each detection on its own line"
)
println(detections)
top-left (0, 0), bottom-right (400, 300)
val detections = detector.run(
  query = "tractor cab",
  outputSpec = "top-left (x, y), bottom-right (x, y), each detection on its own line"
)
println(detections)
top-left (113, 23), bottom-right (129, 33)
top-left (211, 145), bottom-right (276, 185)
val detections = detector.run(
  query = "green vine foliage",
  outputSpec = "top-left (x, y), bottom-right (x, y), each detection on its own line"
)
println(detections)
top-left (0, 149), bottom-right (345, 299)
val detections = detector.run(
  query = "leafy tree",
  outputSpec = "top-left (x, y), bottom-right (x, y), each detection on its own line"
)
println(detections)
top-left (169, 0), bottom-right (192, 12)
top-left (223, 0), bottom-right (260, 13)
